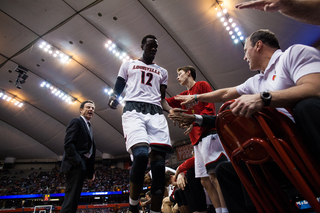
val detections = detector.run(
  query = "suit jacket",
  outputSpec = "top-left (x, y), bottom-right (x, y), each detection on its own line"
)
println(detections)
top-left (60, 117), bottom-right (96, 179)
top-left (201, 114), bottom-right (217, 128)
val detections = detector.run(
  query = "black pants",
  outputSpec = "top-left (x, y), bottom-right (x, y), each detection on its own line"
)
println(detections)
top-left (293, 97), bottom-right (320, 164)
top-left (216, 162), bottom-right (258, 213)
top-left (183, 168), bottom-right (207, 212)
top-left (60, 165), bottom-right (86, 213)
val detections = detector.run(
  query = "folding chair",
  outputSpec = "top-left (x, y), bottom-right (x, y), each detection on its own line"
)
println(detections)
top-left (216, 100), bottom-right (320, 213)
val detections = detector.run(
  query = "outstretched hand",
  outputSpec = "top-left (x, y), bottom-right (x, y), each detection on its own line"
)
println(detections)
top-left (235, 0), bottom-right (282, 12)
top-left (108, 95), bottom-right (119, 109)
top-left (168, 109), bottom-right (196, 129)
top-left (174, 95), bottom-right (197, 108)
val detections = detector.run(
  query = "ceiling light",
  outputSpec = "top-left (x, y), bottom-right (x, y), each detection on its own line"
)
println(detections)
top-left (220, 17), bottom-right (225, 22)
top-left (228, 18), bottom-right (233, 22)
top-left (40, 81), bottom-right (76, 104)
top-left (217, 12), bottom-right (222, 17)
top-left (223, 9), bottom-right (227, 13)
top-left (0, 91), bottom-right (24, 108)
top-left (38, 40), bottom-right (71, 64)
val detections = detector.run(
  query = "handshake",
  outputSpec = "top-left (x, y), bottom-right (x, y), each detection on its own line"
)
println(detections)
top-left (108, 94), bottom-right (119, 109)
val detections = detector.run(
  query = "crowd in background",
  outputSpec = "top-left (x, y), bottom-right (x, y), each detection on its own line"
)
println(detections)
top-left (0, 166), bottom-right (130, 196)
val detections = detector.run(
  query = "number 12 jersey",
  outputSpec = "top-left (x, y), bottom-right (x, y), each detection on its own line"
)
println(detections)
top-left (118, 59), bottom-right (168, 107)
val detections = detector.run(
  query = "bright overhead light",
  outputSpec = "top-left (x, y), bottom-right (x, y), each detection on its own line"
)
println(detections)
top-left (220, 17), bottom-right (225, 22)
top-left (38, 40), bottom-right (71, 64)
top-left (104, 39), bottom-right (131, 61)
top-left (217, 12), bottom-right (222, 17)
top-left (40, 81), bottom-right (76, 104)
top-left (0, 91), bottom-right (24, 108)
top-left (223, 9), bottom-right (227, 13)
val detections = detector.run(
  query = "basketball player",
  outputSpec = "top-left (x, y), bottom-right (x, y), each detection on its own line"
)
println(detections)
top-left (108, 35), bottom-right (174, 213)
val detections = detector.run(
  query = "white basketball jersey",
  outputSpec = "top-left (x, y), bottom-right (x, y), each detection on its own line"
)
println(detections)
top-left (118, 59), bottom-right (168, 107)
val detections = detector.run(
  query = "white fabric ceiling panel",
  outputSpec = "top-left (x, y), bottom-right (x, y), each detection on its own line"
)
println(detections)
top-left (64, 0), bottom-right (97, 12)
top-left (0, 56), bottom-right (7, 65)
top-left (42, 14), bottom-right (123, 88)
top-left (0, 120), bottom-right (58, 159)
top-left (0, 0), bottom-right (75, 35)
top-left (0, 11), bottom-right (38, 57)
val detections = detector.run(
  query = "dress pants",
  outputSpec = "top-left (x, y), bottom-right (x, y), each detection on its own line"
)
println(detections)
top-left (184, 168), bottom-right (207, 212)
top-left (293, 97), bottom-right (320, 164)
top-left (216, 162), bottom-right (258, 213)
top-left (60, 164), bottom-right (86, 213)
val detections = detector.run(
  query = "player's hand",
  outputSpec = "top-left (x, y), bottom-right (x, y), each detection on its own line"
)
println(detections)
top-left (174, 95), bottom-right (197, 108)
top-left (88, 174), bottom-right (95, 182)
top-left (235, 0), bottom-right (281, 12)
top-left (184, 124), bottom-right (193, 135)
top-left (176, 173), bottom-right (187, 190)
top-left (108, 94), bottom-right (119, 109)
top-left (168, 108), bottom-right (188, 127)
top-left (168, 113), bottom-right (196, 129)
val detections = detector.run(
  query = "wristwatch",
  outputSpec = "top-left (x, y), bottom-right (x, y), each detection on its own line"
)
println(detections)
top-left (260, 91), bottom-right (272, 107)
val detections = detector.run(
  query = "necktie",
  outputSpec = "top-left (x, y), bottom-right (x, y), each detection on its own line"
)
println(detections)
top-left (87, 122), bottom-right (93, 157)
top-left (87, 122), bottom-right (93, 140)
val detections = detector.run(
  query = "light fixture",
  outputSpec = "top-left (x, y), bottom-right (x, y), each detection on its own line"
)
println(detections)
top-left (38, 40), bottom-right (72, 64)
top-left (15, 65), bottom-right (29, 89)
top-left (104, 39), bottom-right (132, 62)
top-left (0, 91), bottom-right (24, 108)
top-left (40, 81), bottom-right (76, 104)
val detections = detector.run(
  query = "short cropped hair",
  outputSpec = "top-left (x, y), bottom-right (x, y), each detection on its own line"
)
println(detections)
top-left (165, 170), bottom-right (175, 186)
top-left (177, 65), bottom-right (197, 80)
top-left (141, 34), bottom-right (157, 46)
top-left (248, 29), bottom-right (281, 49)
top-left (80, 100), bottom-right (95, 112)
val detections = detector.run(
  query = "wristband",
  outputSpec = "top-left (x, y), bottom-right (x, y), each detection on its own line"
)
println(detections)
top-left (194, 94), bottom-right (198, 104)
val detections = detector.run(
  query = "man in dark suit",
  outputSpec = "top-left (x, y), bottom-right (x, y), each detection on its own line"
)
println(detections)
top-left (60, 100), bottom-right (96, 213)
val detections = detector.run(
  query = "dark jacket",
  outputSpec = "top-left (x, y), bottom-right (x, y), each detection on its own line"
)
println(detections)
top-left (60, 117), bottom-right (96, 179)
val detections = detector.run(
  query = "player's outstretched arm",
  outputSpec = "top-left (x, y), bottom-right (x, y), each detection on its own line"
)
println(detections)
top-left (235, 0), bottom-right (320, 25)
top-left (175, 87), bottom-right (240, 106)
top-left (108, 77), bottom-right (126, 109)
